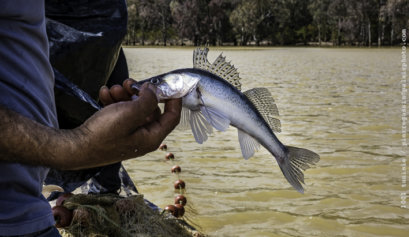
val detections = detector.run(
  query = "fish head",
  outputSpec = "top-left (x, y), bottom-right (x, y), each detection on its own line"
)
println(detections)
top-left (133, 72), bottom-right (200, 100)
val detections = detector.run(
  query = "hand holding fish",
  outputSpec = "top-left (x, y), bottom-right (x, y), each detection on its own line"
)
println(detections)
top-left (47, 81), bottom-right (181, 170)
top-left (70, 81), bottom-right (182, 170)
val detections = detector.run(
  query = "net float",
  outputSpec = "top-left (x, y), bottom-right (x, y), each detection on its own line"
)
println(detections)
top-left (159, 144), bottom-right (167, 151)
top-left (174, 204), bottom-right (185, 217)
top-left (165, 152), bottom-right (175, 160)
top-left (174, 194), bottom-right (187, 206)
top-left (52, 206), bottom-right (73, 228)
top-left (171, 165), bottom-right (181, 173)
top-left (174, 180), bottom-right (185, 189)
top-left (164, 204), bottom-right (177, 217)
top-left (56, 193), bottom-right (73, 206)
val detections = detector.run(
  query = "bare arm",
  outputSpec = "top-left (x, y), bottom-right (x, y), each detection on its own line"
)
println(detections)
top-left (0, 83), bottom-right (181, 170)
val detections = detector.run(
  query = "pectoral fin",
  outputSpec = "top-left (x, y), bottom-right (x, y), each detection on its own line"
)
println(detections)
top-left (181, 104), bottom-right (230, 144)
top-left (178, 107), bottom-right (192, 130)
top-left (200, 105), bottom-right (230, 132)
top-left (181, 85), bottom-right (231, 144)
top-left (189, 109), bottom-right (213, 144)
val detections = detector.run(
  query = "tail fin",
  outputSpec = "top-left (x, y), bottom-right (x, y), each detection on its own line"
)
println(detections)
top-left (278, 146), bottom-right (320, 193)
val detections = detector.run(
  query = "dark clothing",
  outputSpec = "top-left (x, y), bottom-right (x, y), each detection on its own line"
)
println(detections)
top-left (44, 0), bottom-right (129, 195)
top-left (0, 0), bottom-right (58, 235)
top-left (0, 226), bottom-right (61, 237)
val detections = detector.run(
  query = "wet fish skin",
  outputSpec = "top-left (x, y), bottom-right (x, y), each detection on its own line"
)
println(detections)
top-left (135, 68), bottom-right (320, 193)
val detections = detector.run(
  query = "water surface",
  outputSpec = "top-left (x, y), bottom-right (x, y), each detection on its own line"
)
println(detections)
top-left (123, 47), bottom-right (408, 237)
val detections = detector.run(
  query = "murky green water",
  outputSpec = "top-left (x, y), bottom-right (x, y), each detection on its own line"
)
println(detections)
top-left (123, 47), bottom-right (409, 237)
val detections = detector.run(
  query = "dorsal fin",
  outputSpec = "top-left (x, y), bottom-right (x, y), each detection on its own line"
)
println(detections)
top-left (193, 47), bottom-right (211, 70)
top-left (193, 47), bottom-right (242, 91)
top-left (244, 88), bottom-right (281, 133)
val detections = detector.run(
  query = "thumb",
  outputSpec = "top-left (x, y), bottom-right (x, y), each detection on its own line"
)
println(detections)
top-left (115, 83), bottom-right (159, 128)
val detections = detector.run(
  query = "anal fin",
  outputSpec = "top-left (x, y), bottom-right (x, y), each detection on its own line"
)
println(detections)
top-left (238, 129), bottom-right (260, 159)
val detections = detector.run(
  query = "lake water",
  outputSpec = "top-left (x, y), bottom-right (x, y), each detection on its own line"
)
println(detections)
top-left (123, 47), bottom-right (408, 237)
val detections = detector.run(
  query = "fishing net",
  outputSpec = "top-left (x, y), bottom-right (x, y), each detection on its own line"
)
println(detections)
top-left (57, 194), bottom-right (199, 237)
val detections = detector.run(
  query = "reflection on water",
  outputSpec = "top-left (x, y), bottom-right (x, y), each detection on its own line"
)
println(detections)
top-left (123, 47), bottom-right (408, 236)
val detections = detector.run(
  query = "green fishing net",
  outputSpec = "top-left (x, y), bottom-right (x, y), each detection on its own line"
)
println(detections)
top-left (57, 194), bottom-right (199, 237)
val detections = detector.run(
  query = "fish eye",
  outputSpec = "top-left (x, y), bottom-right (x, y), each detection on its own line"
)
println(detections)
top-left (150, 78), bottom-right (160, 84)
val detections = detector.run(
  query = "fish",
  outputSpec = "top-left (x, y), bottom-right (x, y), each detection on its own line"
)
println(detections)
top-left (133, 48), bottom-right (320, 193)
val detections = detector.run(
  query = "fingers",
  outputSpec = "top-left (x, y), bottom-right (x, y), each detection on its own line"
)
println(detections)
top-left (121, 83), bottom-right (159, 126)
top-left (132, 98), bottom-right (182, 151)
top-left (123, 79), bottom-right (138, 95)
top-left (99, 86), bottom-right (114, 105)
top-left (112, 85), bottom-right (131, 101)
top-left (99, 79), bottom-right (137, 106)
top-left (160, 98), bottom-right (183, 134)
top-left (96, 81), bottom-right (181, 158)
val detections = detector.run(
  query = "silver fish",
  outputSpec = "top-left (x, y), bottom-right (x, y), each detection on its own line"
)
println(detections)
top-left (134, 48), bottom-right (319, 193)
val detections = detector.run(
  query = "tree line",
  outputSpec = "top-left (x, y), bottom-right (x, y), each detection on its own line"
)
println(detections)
top-left (124, 0), bottom-right (409, 46)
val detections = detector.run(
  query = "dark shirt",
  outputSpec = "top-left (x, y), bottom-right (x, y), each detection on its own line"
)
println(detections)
top-left (0, 0), bottom-right (58, 234)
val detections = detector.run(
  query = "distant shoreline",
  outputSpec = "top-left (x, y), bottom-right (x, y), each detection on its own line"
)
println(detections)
top-left (122, 44), bottom-right (403, 49)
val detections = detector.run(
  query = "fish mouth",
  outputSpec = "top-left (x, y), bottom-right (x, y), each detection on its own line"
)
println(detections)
top-left (130, 79), bottom-right (177, 101)
top-left (130, 73), bottom-right (199, 100)
top-left (130, 83), bottom-right (142, 93)
top-left (130, 81), bottom-right (164, 101)
top-left (131, 77), bottom-right (152, 93)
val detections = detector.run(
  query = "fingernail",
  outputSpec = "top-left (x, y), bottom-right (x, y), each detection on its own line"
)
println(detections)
top-left (131, 83), bottom-right (140, 91)
top-left (131, 83), bottom-right (141, 95)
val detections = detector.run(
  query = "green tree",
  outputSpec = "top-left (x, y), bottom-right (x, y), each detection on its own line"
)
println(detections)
top-left (328, 0), bottom-right (350, 46)
top-left (138, 0), bottom-right (173, 45)
top-left (308, 0), bottom-right (330, 46)
top-left (170, 0), bottom-right (210, 46)
top-left (229, 1), bottom-right (256, 45)
top-left (229, 0), bottom-right (278, 45)
top-left (126, 0), bottom-right (140, 45)
top-left (123, 0), bottom-right (407, 46)
top-left (207, 0), bottom-right (235, 45)
top-left (386, 0), bottom-right (409, 45)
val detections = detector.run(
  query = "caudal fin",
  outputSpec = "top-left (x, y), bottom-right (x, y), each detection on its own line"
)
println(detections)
top-left (278, 146), bottom-right (320, 193)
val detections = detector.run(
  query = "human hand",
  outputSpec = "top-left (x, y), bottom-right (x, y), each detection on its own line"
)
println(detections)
top-left (67, 79), bottom-right (182, 170)
top-left (99, 78), bottom-right (163, 126)
top-left (99, 79), bottom-right (138, 105)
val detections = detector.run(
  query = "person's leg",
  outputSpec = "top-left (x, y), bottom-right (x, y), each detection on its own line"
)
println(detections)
top-left (0, 226), bottom-right (62, 237)
top-left (36, 226), bottom-right (61, 237)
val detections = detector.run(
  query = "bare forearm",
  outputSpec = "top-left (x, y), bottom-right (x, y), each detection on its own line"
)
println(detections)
top-left (0, 105), bottom-right (85, 169)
